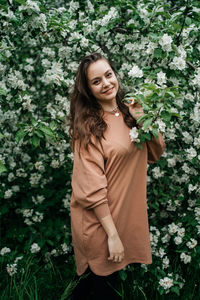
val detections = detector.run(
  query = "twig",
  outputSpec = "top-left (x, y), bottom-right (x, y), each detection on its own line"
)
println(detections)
top-left (176, 1), bottom-right (191, 45)
top-left (186, 61), bottom-right (196, 70)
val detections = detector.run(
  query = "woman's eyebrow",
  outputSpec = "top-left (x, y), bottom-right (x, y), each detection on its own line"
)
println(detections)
top-left (91, 69), bottom-right (112, 81)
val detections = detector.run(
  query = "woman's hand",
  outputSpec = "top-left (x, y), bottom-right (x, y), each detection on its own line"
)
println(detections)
top-left (107, 233), bottom-right (125, 263)
top-left (125, 99), bottom-right (145, 126)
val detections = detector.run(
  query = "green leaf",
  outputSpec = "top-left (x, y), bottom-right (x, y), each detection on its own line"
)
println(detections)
top-left (166, 91), bottom-right (175, 98)
top-left (99, 26), bottom-right (107, 34)
top-left (15, 0), bottom-right (29, 4)
top-left (39, 125), bottom-right (55, 137)
top-left (15, 129), bottom-right (27, 143)
top-left (161, 110), bottom-right (171, 122)
top-left (141, 83), bottom-right (157, 91)
top-left (119, 270), bottom-right (127, 281)
top-left (171, 286), bottom-right (180, 296)
top-left (0, 87), bottom-right (6, 96)
top-left (35, 129), bottom-right (44, 138)
top-left (154, 48), bottom-right (163, 58)
top-left (185, 17), bottom-right (192, 25)
top-left (0, 205), bottom-right (9, 215)
top-left (0, 160), bottom-right (7, 174)
top-left (142, 133), bottom-right (151, 140)
top-left (143, 118), bottom-right (153, 130)
top-left (31, 135), bottom-right (40, 147)
top-left (136, 142), bottom-right (143, 150)
top-left (171, 112), bottom-right (181, 118)
top-left (31, 117), bottom-right (37, 126)
top-left (137, 115), bottom-right (148, 124)
top-left (152, 128), bottom-right (159, 139)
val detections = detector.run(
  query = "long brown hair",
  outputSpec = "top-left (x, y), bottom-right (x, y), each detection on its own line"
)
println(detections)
top-left (67, 52), bottom-right (137, 152)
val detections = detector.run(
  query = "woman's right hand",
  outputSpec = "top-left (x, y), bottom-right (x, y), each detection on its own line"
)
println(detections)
top-left (107, 233), bottom-right (125, 263)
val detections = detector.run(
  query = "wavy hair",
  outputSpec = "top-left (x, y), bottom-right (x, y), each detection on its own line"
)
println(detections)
top-left (67, 52), bottom-right (137, 152)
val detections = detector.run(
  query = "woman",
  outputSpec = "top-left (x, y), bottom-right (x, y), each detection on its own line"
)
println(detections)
top-left (68, 52), bottom-right (165, 299)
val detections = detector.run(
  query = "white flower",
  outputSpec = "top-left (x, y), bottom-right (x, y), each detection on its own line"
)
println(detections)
top-left (61, 243), bottom-right (70, 254)
top-left (69, 1), bottom-right (80, 14)
top-left (159, 276), bottom-right (174, 289)
top-left (87, 0), bottom-right (94, 13)
top-left (188, 184), bottom-right (197, 193)
top-left (30, 243), bottom-right (41, 254)
top-left (50, 249), bottom-right (59, 257)
top-left (6, 263), bottom-right (17, 276)
top-left (182, 132), bottom-right (193, 144)
top-left (186, 238), bottom-right (197, 249)
top-left (182, 163), bottom-right (190, 173)
top-left (51, 159), bottom-right (60, 168)
top-left (152, 166), bottom-right (164, 179)
top-left (129, 127), bottom-right (140, 143)
top-left (0, 247), bottom-right (11, 256)
top-left (146, 41), bottom-right (157, 55)
top-left (128, 65), bottom-right (143, 78)
top-left (185, 147), bottom-right (197, 161)
top-left (24, 218), bottom-right (33, 226)
top-left (161, 233), bottom-right (171, 243)
top-left (192, 69), bottom-right (200, 88)
top-left (162, 256), bottom-right (170, 269)
top-left (155, 248), bottom-right (166, 258)
top-left (34, 161), bottom-right (45, 172)
top-left (155, 119), bottom-right (166, 132)
top-left (22, 209), bottom-right (34, 218)
top-left (168, 223), bottom-right (179, 235)
top-left (32, 211), bottom-right (43, 223)
top-left (174, 236), bottom-right (182, 245)
top-left (170, 56), bottom-right (186, 70)
top-left (4, 189), bottom-right (13, 199)
top-left (180, 253), bottom-right (191, 264)
top-left (32, 195), bottom-right (45, 204)
top-left (159, 34), bottom-right (173, 52)
top-left (167, 157), bottom-right (176, 167)
top-left (29, 173), bottom-right (42, 186)
top-left (157, 71), bottom-right (166, 85)
top-left (18, 0), bottom-right (40, 14)
top-left (177, 227), bottom-right (185, 237)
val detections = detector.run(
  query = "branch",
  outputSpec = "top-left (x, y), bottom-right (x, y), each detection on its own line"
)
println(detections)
top-left (186, 61), bottom-right (196, 70)
top-left (176, 1), bottom-right (191, 45)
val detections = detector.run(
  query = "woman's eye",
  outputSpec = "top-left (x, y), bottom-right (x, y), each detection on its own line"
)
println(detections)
top-left (107, 72), bottom-right (112, 77)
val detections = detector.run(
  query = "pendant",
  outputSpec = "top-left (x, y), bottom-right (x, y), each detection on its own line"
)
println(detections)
top-left (115, 112), bottom-right (120, 117)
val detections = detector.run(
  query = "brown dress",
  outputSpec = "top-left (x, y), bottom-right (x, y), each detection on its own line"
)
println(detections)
top-left (70, 110), bottom-right (166, 276)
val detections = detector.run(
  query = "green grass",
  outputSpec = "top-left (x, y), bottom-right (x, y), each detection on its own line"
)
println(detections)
top-left (0, 256), bottom-right (199, 300)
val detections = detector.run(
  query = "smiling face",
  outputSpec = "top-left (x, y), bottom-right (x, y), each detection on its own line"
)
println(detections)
top-left (87, 59), bottom-right (119, 108)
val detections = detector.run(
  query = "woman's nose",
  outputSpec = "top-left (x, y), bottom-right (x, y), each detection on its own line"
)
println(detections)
top-left (102, 77), bottom-right (110, 86)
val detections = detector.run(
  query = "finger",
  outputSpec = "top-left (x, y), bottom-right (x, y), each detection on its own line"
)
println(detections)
top-left (124, 99), bottom-right (135, 106)
top-left (108, 254), bottom-right (114, 260)
top-left (113, 256), bottom-right (119, 262)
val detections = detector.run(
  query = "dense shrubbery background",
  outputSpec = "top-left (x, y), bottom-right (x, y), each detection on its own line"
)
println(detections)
top-left (0, 0), bottom-right (199, 299)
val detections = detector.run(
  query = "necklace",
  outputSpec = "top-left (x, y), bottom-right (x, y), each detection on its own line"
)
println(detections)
top-left (105, 105), bottom-right (120, 117)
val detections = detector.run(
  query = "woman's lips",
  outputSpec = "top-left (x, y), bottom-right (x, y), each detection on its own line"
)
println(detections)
top-left (103, 87), bottom-right (114, 94)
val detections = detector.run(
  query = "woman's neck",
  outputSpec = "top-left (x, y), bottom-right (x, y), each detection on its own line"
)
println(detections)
top-left (98, 99), bottom-right (117, 111)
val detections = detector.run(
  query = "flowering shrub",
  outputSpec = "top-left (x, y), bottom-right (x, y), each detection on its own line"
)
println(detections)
top-left (0, 0), bottom-right (199, 298)
top-left (123, 83), bottom-right (182, 149)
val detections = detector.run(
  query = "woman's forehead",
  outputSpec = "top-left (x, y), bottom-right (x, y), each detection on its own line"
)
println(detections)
top-left (87, 60), bottom-right (111, 80)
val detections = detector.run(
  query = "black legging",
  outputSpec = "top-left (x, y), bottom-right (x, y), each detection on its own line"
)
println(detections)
top-left (70, 266), bottom-right (121, 300)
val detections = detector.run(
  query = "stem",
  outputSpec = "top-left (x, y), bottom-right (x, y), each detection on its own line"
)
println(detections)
top-left (176, 1), bottom-right (191, 45)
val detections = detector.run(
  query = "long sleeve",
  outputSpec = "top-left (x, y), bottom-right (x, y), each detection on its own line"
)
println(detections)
top-left (71, 138), bottom-right (111, 220)
top-left (146, 132), bottom-right (166, 164)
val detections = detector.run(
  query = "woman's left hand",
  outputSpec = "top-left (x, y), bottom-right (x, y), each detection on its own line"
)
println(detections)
top-left (124, 99), bottom-right (145, 127)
